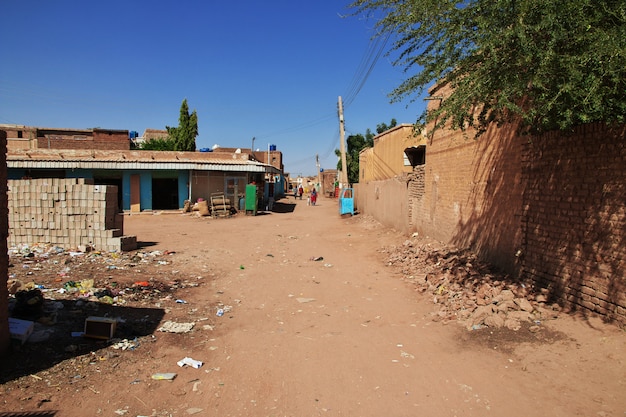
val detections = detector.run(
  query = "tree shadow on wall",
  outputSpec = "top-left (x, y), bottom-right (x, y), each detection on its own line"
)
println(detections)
top-left (520, 124), bottom-right (626, 324)
top-left (447, 122), bottom-right (524, 277)
top-left (448, 122), bottom-right (626, 324)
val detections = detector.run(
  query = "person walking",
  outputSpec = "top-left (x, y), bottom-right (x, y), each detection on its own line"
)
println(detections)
top-left (298, 185), bottom-right (303, 200)
top-left (311, 188), bottom-right (317, 206)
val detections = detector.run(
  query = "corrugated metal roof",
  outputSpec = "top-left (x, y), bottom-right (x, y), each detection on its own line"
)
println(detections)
top-left (7, 160), bottom-right (270, 172)
top-left (7, 149), bottom-right (281, 174)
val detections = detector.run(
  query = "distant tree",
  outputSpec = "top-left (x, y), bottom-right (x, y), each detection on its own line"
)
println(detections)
top-left (167, 99), bottom-right (198, 151)
top-left (376, 118), bottom-right (397, 134)
top-left (351, 0), bottom-right (626, 135)
top-left (139, 137), bottom-right (176, 151)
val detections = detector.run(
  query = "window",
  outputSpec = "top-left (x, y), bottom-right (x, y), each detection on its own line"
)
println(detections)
top-left (404, 145), bottom-right (426, 167)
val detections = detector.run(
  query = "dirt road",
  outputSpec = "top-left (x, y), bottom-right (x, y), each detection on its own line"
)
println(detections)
top-left (2, 195), bottom-right (625, 416)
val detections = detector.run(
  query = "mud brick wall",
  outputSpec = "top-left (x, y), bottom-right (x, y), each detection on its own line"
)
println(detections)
top-left (7, 178), bottom-right (136, 252)
top-left (374, 115), bottom-right (625, 322)
top-left (1, 130), bottom-right (10, 355)
top-left (521, 124), bottom-right (626, 322)
top-left (407, 165), bottom-right (425, 229)
top-left (414, 122), bottom-right (525, 274)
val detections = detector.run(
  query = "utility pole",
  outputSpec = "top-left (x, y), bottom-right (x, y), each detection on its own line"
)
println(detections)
top-left (316, 153), bottom-right (321, 193)
top-left (338, 96), bottom-right (348, 187)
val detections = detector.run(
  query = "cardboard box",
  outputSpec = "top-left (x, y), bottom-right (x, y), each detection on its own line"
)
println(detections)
top-left (9, 317), bottom-right (34, 344)
top-left (84, 316), bottom-right (117, 339)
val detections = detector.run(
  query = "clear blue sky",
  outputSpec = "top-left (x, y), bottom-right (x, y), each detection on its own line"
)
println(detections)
top-left (0, 0), bottom-right (426, 176)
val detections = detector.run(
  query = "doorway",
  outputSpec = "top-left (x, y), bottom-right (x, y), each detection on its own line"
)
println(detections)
top-left (152, 178), bottom-right (179, 210)
top-left (225, 177), bottom-right (246, 210)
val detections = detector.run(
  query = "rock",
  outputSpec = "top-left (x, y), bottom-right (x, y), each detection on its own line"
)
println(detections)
top-left (457, 309), bottom-right (473, 320)
top-left (535, 294), bottom-right (548, 303)
top-left (504, 318), bottom-right (521, 331)
top-left (484, 314), bottom-right (505, 328)
top-left (496, 300), bottom-right (516, 312)
top-left (470, 305), bottom-right (494, 326)
top-left (508, 310), bottom-right (532, 322)
top-left (514, 297), bottom-right (534, 312)
top-left (499, 289), bottom-right (515, 302)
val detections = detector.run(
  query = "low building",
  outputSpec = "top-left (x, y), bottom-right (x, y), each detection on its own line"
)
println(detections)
top-left (359, 124), bottom-right (426, 182)
top-left (2, 125), bottom-right (284, 212)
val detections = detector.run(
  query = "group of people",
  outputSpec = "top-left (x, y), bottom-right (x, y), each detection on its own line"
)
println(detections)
top-left (292, 185), bottom-right (317, 206)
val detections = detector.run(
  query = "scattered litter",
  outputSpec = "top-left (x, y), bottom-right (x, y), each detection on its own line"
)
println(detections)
top-left (28, 328), bottom-right (54, 343)
top-left (111, 338), bottom-right (140, 350)
top-left (158, 321), bottom-right (195, 333)
top-left (296, 297), bottom-right (316, 303)
top-left (8, 317), bottom-right (34, 344)
top-left (177, 357), bottom-right (203, 369)
top-left (310, 256), bottom-right (324, 261)
top-left (151, 373), bottom-right (177, 381)
top-left (324, 263), bottom-right (333, 268)
top-left (239, 265), bottom-right (245, 270)
top-left (216, 309), bottom-right (224, 317)
top-left (176, 299), bottom-right (188, 304)
top-left (84, 316), bottom-right (117, 340)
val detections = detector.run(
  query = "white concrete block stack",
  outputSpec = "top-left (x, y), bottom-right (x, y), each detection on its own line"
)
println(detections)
top-left (7, 178), bottom-right (137, 252)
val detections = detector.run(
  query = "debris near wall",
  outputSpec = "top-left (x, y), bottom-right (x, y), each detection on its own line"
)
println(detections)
top-left (8, 178), bottom-right (137, 252)
top-left (382, 237), bottom-right (562, 331)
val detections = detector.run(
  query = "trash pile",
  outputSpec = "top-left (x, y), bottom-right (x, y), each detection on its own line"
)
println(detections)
top-left (5, 243), bottom-right (208, 349)
top-left (382, 237), bottom-right (561, 331)
top-left (7, 244), bottom-right (190, 306)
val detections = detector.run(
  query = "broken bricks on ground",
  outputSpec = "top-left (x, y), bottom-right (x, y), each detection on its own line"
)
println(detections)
top-left (383, 237), bottom-right (561, 331)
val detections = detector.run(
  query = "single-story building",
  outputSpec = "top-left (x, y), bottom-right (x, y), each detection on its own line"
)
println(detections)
top-left (6, 148), bottom-right (282, 212)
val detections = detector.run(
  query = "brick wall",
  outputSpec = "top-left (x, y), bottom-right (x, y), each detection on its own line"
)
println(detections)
top-left (521, 123), bottom-right (626, 321)
top-left (7, 178), bottom-right (136, 252)
top-left (414, 122), bottom-right (524, 274)
top-left (0, 130), bottom-right (10, 355)
top-left (408, 165), bottom-right (425, 228)
top-left (356, 117), bottom-right (626, 323)
top-left (36, 129), bottom-right (129, 151)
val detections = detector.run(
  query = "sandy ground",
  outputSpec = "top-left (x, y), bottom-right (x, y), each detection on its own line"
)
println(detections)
top-left (2, 195), bottom-right (625, 417)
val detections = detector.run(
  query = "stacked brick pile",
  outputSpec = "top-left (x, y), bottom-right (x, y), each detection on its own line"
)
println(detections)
top-left (7, 178), bottom-right (136, 252)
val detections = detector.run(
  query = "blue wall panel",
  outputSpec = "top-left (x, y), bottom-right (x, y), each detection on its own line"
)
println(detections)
top-left (178, 171), bottom-right (189, 208)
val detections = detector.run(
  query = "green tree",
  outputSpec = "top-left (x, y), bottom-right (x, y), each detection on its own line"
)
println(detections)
top-left (167, 99), bottom-right (198, 151)
top-left (376, 118), bottom-right (397, 134)
top-left (351, 0), bottom-right (626, 135)
top-left (139, 137), bottom-right (176, 151)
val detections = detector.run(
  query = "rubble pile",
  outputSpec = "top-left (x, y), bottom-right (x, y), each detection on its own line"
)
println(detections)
top-left (382, 238), bottom-right (561, 331)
